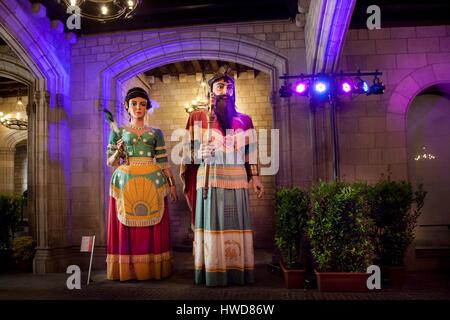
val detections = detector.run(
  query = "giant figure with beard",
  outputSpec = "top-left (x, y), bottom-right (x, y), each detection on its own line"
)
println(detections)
top-left (180, 67), bottom-right (265, 286)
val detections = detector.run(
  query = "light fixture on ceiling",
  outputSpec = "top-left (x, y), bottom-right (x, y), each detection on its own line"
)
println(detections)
top-left (185, 75), bottom-right (209, 114)
top-left (414, 146), bottom-right (436, 161)
top-left (64, 0), bottom-right (141, 22)
top-left (0, 88), bottom-right (27, 131)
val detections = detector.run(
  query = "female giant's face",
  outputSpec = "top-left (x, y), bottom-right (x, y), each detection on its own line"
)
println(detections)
top-left (127, 97), bottom-right (148, 120)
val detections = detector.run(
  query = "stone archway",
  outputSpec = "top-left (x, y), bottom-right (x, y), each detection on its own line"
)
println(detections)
top-left (385, 63), bottom-right (450, 180)
top-left (0, 53), bottom-right (34, 151)
top-left (387, 63), bottom-right (450, 269)
top-left (0, 0), bottom-right (71, 273)
top-left (99, 32), bottom-right (289, 109)
top-left (0, 53), bottom-right (31, 196)
top-left (0, 53), bottom-right (34, 84)
top-left (387, 63), bottom-right (450, 131)
top-left (98, 31), bottom-right (292, 245)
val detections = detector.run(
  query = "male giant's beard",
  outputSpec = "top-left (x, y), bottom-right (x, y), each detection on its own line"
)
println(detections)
top-left (214, 94), bottom-right (236, 132)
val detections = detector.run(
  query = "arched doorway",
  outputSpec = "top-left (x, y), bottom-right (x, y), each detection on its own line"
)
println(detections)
top-left (407, 84), bottom-right (450, 250)
top-left (1, 0), bottom-right (71, 273)
top-left (117, 61), bottom-right (277, 248)
top-left (387, 64), bottom-right (450, 269)
top-left (0, 76), bottom-right (29, 197)
top-left (98, 32), bottom-right (291, 248)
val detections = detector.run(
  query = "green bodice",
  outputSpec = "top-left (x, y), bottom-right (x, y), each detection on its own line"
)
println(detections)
top-left (107, 126), bottom-right (169, 166)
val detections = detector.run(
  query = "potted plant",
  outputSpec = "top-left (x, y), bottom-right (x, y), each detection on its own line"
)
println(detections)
top-left (367, 178), bottom-right (426, 286)
top-left (0, 195), bottom-right (21, 272)
top-left (308, 180), bottom-right (374, 292)
top-left (12, 236), bottom-right (36, 272)
top-left (274, 187), bottom-right (309, 289)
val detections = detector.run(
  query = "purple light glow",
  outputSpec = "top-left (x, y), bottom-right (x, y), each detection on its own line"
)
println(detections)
top-left (295, 83), bottom-right (307, 94)
top-left (342, 82), bottom-right (352, 93)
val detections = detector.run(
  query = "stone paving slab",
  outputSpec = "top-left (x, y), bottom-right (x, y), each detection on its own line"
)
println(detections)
top-left (0, 251), bottom-right (449, 300)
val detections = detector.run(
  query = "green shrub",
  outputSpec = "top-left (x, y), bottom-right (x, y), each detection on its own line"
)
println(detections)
top-left (13, 236), bottom-right (36, 263)
top-left (0, 195), bottom-right (22, 250)
top-left (367, 179), bottom-right (426, 266)
top-left (275, 187), bottom-right (309, 269)
top-left (308, 180), bottom-right (374, 272)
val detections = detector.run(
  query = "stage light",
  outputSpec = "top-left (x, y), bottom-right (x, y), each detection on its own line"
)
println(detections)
top-left (294, 81), bottom-right (309, 96)
top-left (354, 78), bottom-right (369, 94)
top-left (279, 71), bottom-right (385, 101)
top-left (313, 80), bottom-right (328, 94)
top-left (337, 80), bottom-right (353, 95)
top-left (295, 82), bottom-right (306, 93)
top-left (370, 77), bottom-right (385, 95)
top-left (342, 81), bottom-right (352, 93)
top-left (279, 83), bottom-right (292, 98)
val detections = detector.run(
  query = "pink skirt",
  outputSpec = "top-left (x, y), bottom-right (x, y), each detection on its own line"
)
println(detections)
top-left (106, 196), bottom-right (172, 281)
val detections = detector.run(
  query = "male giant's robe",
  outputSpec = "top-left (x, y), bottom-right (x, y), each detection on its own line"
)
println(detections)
top-left (180, 109), bottom-right (258, 286)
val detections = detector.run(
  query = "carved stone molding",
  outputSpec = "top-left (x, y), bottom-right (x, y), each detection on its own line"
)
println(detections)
top-left (44, 90), bottom-right (50, 107)
top-left (56, 93), bottom-right (64, 108)
top-left (33, 90), bottom-right (41, 105)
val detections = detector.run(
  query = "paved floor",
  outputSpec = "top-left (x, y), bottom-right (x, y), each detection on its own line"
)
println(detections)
top-left (0, 250), bottom-right (449, 300)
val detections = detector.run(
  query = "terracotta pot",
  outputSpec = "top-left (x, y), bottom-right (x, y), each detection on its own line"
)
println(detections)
top-left (15, 260), bottom-right (33, 272)
top-left (315, 270), bottom-right (369, 292)
top-left (280, 260), bottom-right (305, 289)
top-left (0, 250), bottom-right (12, 273)
top-left (384, 266), bottom-right (406, 286)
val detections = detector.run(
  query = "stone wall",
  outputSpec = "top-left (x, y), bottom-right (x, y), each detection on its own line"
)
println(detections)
top-left (1, 0), bottom-right (73, 273)
top-left (70, 21), bottom-right (450, 260)
top-left (339, 26), bottom-right (450, 184)
top-left (70, 19), bottom-right (307, 251)
top-left (1, 0), bottom-right (449, 272)
top-left (339, 26), bottom-right (450, 268)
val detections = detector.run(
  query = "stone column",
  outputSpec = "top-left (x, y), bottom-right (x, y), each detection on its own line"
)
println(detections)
top-left (0, 147), bottom-right (14, 195)
top-left (272, 90), bottom-right (293, 188)
top-left (304, 0), bottom-right (356, 182)
top-left (33, 90), bottom-right (71, 273)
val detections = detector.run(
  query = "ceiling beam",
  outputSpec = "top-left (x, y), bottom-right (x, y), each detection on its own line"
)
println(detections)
top-left (210, 60), bottom-right (219, 72)
top-left (174, 62), bottom-right (185, 74)
top-left (158, 65), bottom-right (170, 76)
top-left (191, 60), bottom-right (203, 73)
top-left (167, 64), bottom-right (178, 76)
top-left (136, 73), bottom-right (152, 92)
top-left (201, 60), bottom-right (212, 73)
top-left (183, 61), bottom-right (195, 74)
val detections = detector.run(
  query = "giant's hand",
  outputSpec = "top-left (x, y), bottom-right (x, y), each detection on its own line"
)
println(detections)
top-left (169, 186), bottom-right (178, 203)
top-left (198, 141), bottom-right (216, 160)
top-left (117, 138), bottom-right (125, 152)
top-left (251, 176), bottom-right (265, 199)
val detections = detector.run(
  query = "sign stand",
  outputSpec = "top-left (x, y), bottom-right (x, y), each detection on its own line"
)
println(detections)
top-left (80, 235), bottom-right (95, 285)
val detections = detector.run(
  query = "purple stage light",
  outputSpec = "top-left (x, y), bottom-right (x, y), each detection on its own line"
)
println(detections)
top-left (295, 82), bottom-right (307, 94)
top-left (342, 82), bottom-right (352, 93)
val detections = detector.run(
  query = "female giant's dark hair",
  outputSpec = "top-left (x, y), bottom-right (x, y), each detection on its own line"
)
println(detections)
top-left (125, 87), bottom-right (152, 110)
